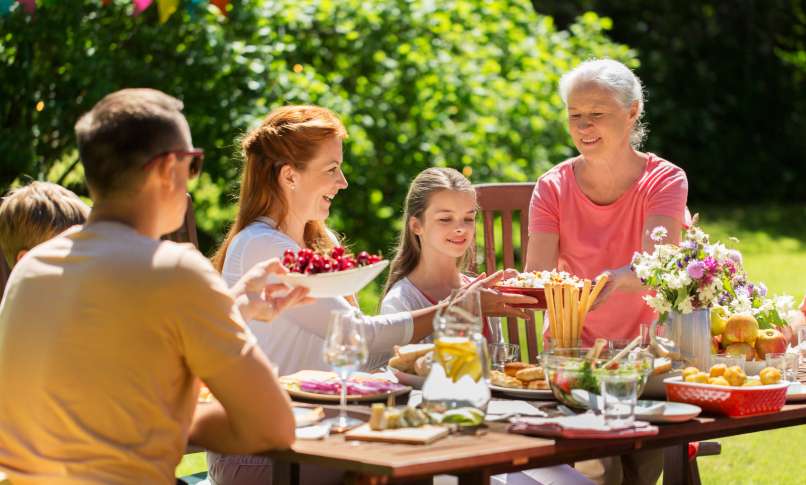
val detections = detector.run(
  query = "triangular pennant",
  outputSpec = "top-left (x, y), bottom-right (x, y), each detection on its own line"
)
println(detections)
top-left (156, 0), bottom-right (178, 23)
top-left (1, 0), bottom-right (14, 16)
top-left (210, 0), bottom-right (228, 16)
top-left (133, 0), bottom-right (152, 15)
top-left (18, 0), bottom-right (35, 14)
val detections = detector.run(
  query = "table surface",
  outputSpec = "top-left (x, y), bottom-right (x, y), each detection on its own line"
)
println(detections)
top-left (266, 361), bottom-right (806, 481)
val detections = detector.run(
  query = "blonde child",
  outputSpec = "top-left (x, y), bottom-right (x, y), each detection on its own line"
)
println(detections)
top-left (0, 181), bottom-right (90, 269)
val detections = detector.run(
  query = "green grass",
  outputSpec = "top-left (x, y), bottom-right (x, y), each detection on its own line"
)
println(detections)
top-left (176, 204), bottom-right (806, 482)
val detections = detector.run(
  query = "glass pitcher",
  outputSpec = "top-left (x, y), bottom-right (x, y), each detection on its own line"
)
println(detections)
top-left (421, 288), bottom-right (490, 413)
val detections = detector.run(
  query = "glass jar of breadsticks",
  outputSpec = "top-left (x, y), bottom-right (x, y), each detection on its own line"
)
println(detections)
top-left (544, 274), bottom-right (609, 349)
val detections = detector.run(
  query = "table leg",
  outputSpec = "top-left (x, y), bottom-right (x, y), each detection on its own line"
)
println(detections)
top-left (454, 469), bottom-right (491, 485)
top-left (272, 459), bottom-right (299, 485)
top-left (663, 444), bottom-right (692, 485)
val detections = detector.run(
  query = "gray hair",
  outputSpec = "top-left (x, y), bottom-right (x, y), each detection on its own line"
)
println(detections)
top-left (559, 59), bottom-right (647, 148)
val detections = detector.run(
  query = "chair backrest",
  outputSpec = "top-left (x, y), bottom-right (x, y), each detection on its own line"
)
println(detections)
top-left (162, 193), bottom-right (200, 249)
top-left (474, 182), bottom-right (542, 363)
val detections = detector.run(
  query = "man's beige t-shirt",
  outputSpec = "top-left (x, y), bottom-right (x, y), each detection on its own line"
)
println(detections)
top-left (0, 222), bottom-right (256, 484)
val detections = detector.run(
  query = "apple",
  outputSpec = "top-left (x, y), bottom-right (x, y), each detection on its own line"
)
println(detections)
top-left (755, 328), bottom-right (788, 359)
top-left (725, 342), bottom-right (756, 361)
top-left (711, 307), bottom-right (728, 336)
top-left (722, 314), bottom-right (759, 346)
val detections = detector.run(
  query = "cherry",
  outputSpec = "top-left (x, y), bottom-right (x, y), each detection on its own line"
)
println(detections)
top-left (357, 251), bottom-right (369, 266)
top-left (331, 246), bottom-right (345, 258)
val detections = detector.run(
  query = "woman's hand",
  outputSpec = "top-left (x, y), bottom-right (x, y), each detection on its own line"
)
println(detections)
top-left (230, 258), bottom-right (314, 323)
top-left (588, 266), bottom-right (644, 311)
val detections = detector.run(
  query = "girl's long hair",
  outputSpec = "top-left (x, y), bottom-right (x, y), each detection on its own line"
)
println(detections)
top-left (212, 106), bottom-right (347, 271)
top-left (382, 167), bottom-right (476, 297)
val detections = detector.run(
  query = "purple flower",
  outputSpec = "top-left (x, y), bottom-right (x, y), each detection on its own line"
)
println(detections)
top-left (681, 240), bottom-right (697, 251)
top-left (687, 260), bottom-right (706, 279)
top-left (727, 249), bottom-right (743, 266)
top-left (703, 256), bottom-right (718, 273)
top-left (757, 282), bottom-right (767, 297)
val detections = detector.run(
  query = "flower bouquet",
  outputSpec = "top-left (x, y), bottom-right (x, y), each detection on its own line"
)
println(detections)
top-left (631, 224), bottom-right (742, 321)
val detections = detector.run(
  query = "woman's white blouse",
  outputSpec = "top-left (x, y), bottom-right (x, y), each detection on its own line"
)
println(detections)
top-left (222, 217), bottom-right (413, 375)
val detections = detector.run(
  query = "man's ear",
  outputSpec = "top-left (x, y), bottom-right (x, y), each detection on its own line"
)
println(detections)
top-left (152, 154), bottom-right (178, 189)
top-left (15, 249), bottom-right (28, 263)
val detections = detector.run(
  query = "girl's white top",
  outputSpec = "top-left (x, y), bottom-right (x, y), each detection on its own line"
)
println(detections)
top-left (222, 217), bottom-right (413, 375)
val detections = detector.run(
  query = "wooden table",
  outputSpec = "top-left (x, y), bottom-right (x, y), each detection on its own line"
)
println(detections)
top-left (267, 402), bottom-right (806, 485)
top-left (267, 362), bottom-right (806, 485)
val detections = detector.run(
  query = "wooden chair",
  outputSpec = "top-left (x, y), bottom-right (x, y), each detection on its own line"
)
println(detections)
top-left (162, 193), bottom-right (200, 249)
top-left (473, 182), bottom-right (541, 363)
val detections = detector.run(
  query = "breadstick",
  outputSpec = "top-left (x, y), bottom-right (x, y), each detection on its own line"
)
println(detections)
top-left (578, 279), bottom-right (591, 329)
top-left (570, 285), bottom-right (580, 345)
top-left (552, 284), bottom-right (564, 346)
top-left (562, 285), bottom-right (572, 347)
top-left (545, 282), bottom-right (557, 339)
top-left (584, 273), bottom-right (609, 319)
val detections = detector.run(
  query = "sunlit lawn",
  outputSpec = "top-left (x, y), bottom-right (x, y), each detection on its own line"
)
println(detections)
top-left (177, 205), bottom-right (806, 482)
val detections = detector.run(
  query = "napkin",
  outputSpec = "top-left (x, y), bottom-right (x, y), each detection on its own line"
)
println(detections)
top-left (296, 423), bottom-right (331, 440)
top-left (486, 400), bottom-right (546, 421)
top-left (508, 413), bottom-right (658, 439)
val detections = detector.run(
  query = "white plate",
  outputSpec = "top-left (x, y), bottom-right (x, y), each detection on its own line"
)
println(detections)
top-left (287, 385), bottom-right (411, 403)
top-left (786, 382), bottom-right (806, 402)
top-left (490, 384), bottom-right (555, 400)
top-left (389, 367), bottom-right (426, 389)
top-left (635, 400), bottom-right (702, 423)
top-left (275, 260), bottom-right (389, 298)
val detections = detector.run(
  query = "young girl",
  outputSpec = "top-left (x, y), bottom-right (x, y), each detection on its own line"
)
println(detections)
top-left (381, 167), bottom-right (594, 485)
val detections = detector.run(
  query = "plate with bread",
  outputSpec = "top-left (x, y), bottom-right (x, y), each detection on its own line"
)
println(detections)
top-left (490, 362), bottom-right (554, 399)
top-left (387, 343), bottom-right (434, 389)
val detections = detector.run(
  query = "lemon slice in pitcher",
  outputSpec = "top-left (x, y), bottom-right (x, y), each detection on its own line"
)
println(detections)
top-left (434, 338), bottom-right (482, 383)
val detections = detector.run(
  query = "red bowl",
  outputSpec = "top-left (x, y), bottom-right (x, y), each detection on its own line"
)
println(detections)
top-left (664, 376), bottom-right (788, 418)
top-left (494, 286), bottom-right (547, 309)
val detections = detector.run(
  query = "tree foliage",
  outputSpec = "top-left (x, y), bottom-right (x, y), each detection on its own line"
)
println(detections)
top-left (535, 0), bottom-right (806, 204)
top-left (1, 0), bottom-right (635, 254)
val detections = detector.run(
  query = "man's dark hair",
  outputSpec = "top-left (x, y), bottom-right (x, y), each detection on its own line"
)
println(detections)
top-left (75, 88), bottom-right (185, 196)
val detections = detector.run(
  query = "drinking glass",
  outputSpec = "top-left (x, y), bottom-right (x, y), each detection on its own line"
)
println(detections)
top-left (599, 373), bottom-right (638, 428)
top-left (322, 309), bottom-right (369, 430)
top-left (712, 353), bottom-right (746, 372)
top-left (488, 343), bottom-right (520, 371)
top-left (765, 352), bottom-right (798, 382)
top-left (798, 327), bottom-right (806, 363)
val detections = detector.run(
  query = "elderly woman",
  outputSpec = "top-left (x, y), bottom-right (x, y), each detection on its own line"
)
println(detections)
top-left (526, 58), bottom-right (688, 345)
top-left (525, 59), bottom-right (689, 485)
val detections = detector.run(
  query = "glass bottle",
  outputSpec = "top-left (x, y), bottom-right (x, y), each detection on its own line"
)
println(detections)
top-left (421, 288), bottom-right (490, 413)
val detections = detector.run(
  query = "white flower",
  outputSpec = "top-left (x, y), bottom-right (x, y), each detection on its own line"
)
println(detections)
top-left (650, 226), bottom-right (668, 242)
top-left (677, 295), bottom-right (694, 314)
top-left (731, 294), bottom-right (753, 314)
top-left (644, 293), bottom-right (672, 314)
top-left (774, 295), bottom-right (795, 316)
top-left (698, 284), bottom-right (717, 304)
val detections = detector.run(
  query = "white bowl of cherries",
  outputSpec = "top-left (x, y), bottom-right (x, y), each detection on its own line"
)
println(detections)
top-left (274, 246), bottom-right (388, 298)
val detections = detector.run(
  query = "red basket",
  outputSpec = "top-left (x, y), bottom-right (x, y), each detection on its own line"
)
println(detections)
top-left (664, 376), bottom-right (789, 418)
top-left (494, 286), bottom-right (547, 309)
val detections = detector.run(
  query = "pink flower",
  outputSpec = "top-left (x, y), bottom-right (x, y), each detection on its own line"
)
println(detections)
top-left (687, 260), bottom-right (706, 279)
top-left (703, 256), bottom-right (718, 273)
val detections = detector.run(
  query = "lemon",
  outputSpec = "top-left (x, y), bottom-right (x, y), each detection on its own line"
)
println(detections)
top-left (434, 338), bottom-right (482, 383)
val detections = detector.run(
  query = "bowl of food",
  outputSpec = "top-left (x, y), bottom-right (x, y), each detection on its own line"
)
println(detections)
top-left (543, 347), bottom-right (653, 409)
top-left (275, 247), bottom-right (388, 298)
top-left (495, 270), bottom-right (584, 309)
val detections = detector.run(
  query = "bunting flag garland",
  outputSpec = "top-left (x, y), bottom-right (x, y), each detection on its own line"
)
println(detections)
top-left (1, 0), bottom-right (230, 18)
top-left (133, 0), bottom-right (153, 16)
top-left (18, 0), bottom-right (35, 14)
top-left (210, 0), bottom-right (228, 16)
top-left (1, 0), bottom-right (14, 16)
top-left (156, 0), bottom-right (179, 23)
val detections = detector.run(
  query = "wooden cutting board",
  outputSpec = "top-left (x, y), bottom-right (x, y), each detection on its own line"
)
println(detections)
top-left (344, 424), bottom-right (450, 445)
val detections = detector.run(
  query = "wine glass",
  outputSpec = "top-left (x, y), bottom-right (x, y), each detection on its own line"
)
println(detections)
top-left (322, 309), bottom-right (369, 430)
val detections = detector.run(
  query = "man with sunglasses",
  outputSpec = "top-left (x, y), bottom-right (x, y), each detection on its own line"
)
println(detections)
top-left (0, 88), bottom-right (311, 484)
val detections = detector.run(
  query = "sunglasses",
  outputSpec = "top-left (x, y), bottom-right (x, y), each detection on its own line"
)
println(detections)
top-left (146, 149), bottom-right (205, 179)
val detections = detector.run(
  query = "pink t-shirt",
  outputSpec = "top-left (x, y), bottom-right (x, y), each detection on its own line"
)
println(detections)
top-left (528, 153), bottom-right (688, 345)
